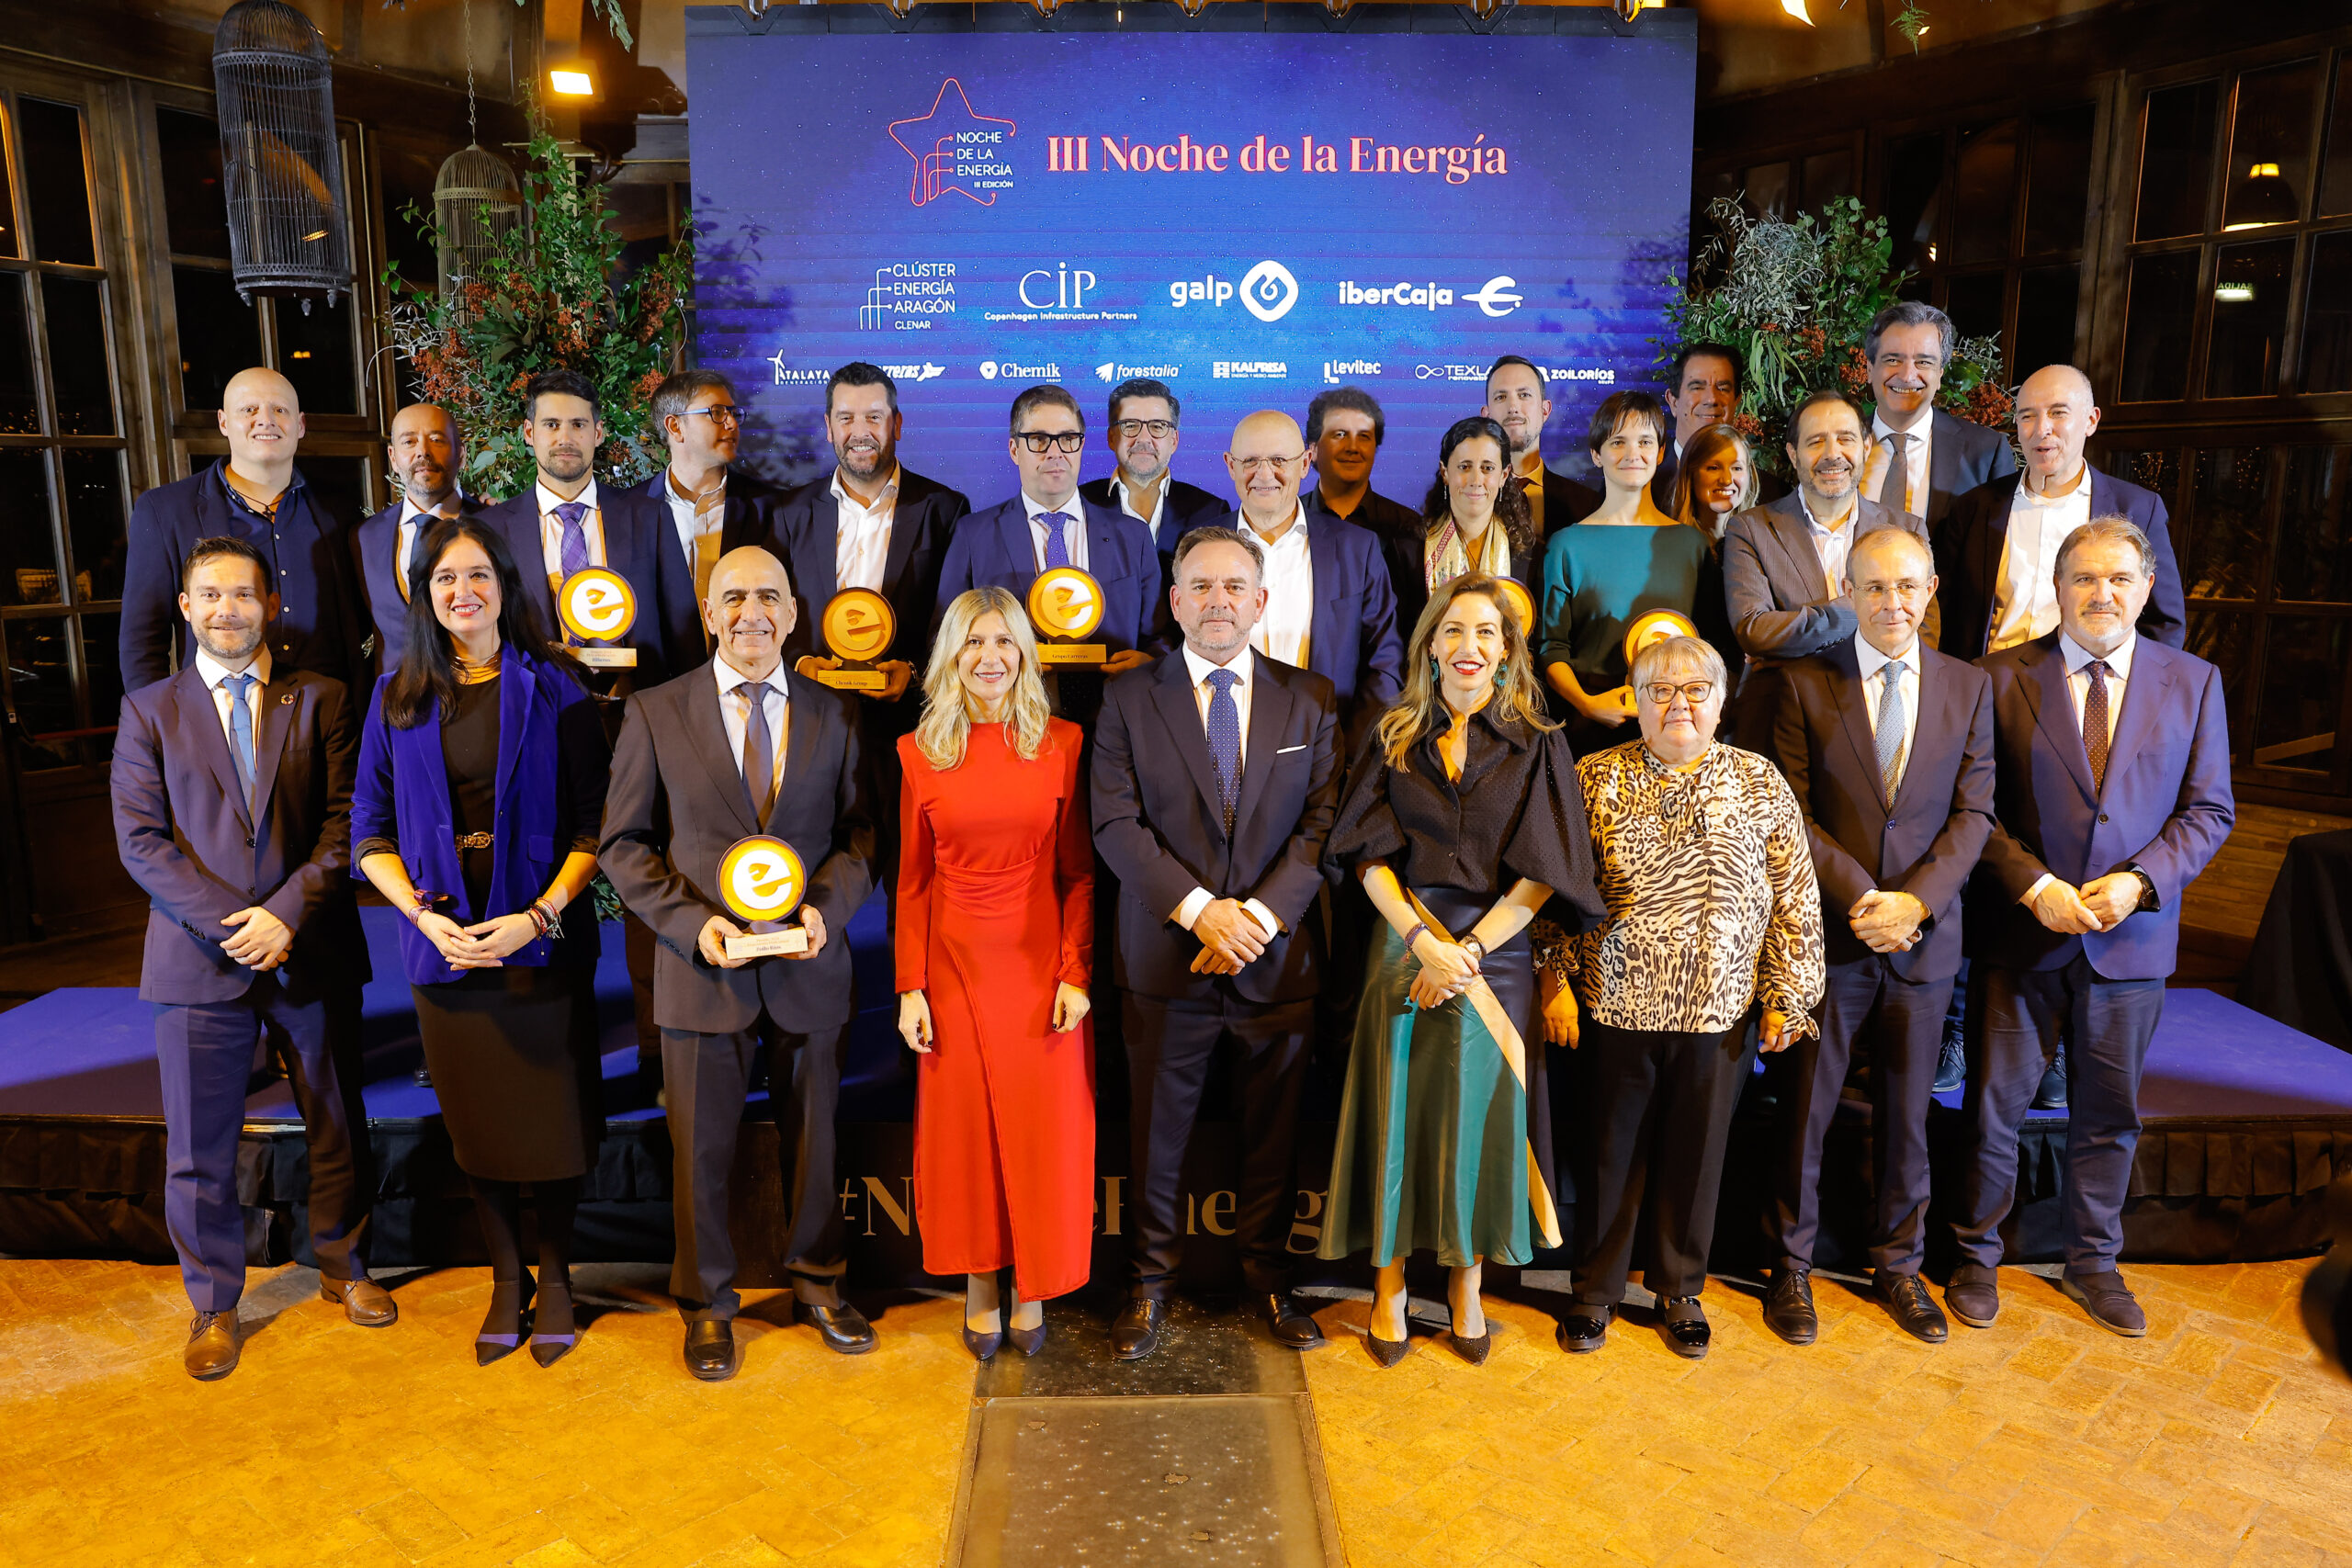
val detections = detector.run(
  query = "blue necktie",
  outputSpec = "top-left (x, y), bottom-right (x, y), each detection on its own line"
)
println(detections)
top-left (1204, 668), bottom-right (1241, 836)
top-left (554, 500), bottom-right (592, 580)
top-left (1039, 511), bottom-right (1071, 570)
top-left (1874, 659), bottom-right (1907, 805)
top-left (222, 672), bottom-right (256, 805)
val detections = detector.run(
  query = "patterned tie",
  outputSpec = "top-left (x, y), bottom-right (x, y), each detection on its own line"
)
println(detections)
top-left (741, 682), bottom-right (776, 821)
top-left (1875, 431), bottom-right (1909, 512)
top-left (554, 500), bottom-right (592, 580)
top-left (222, 673), bottom-right (256, 805)
top-left (1204, 668), bottom-right (1241, 837)
top-left (2084, 660), bottom-right (2111, 793)
top-left (1874, 659), bottom-right (1907, 806)
top-left (1039, 511), bottom-right (1072, 570)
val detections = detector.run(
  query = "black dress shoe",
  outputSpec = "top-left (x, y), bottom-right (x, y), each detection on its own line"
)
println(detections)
top-left (1112, 1297), bottom-right (1165, 1361)
top-left (796, 1300), bottom-right (876, 1355)
top-left (1763, 1269), bottom-right (1818, 1346)
top-left (1945, 1263), bottom-right (2000, 1328)
top-left (1556, 1304), bottom-right (1611, 1353)
top-left (1874, 1271), bottom-right (1950, 1343)
top-left (184, 1311), bottom-right (240, 1381)
top-left (1659, 1295), bottom-right (1711, 1359)
top-left (1932, 1032), bottom-right (1966, 1095)
top-left (685, 1319), bottom-right (738, 1382)
top-left (1258, 1292), bottom-right (1326, 1349)
top-left (2033, 1050), bottom-right (2069, 1110)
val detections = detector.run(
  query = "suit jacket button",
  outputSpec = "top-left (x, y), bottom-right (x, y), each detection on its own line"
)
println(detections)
top-left (2098, 813), bottom-right (2109, 823)
top-left (245, 835), bottom-right (255, 847)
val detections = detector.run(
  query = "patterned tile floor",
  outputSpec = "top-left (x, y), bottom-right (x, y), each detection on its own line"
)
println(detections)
top-left (3, 1255), bottom-right (2347, 1565)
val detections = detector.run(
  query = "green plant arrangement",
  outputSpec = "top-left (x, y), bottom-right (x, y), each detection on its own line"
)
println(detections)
top-left (1661, 195), bottom-right (2010, 480)
top-left (380, 119), bottom-right (692, 501)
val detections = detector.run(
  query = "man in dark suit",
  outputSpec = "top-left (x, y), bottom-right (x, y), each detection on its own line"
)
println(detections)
top-left (1655, 341), bottom-right (1742, 513)
top-left (1932, 365), bottom-right (2188, 663)
top-left (353, 402), bottom-right (481, 680)
top-left (935, 383), bottom-right (1161, 715)
top-left (600, 545), bottom-right (878, 1380)
top-left (1485, 355), bottom-right (1599, 536)
top-left (1951, 516), bottom-right (2233, 1337)
top-left (1091, 526), bottom-right (1342, 1360)
top-left (1860, 301), bottom-right (2018, 532)
top-left (1763, 527), bottom-right (1996, 1347)
top-left (1301, 386), bottom-right (1423, 547)
top-left (1724, 389), bottom-right (1939, 705)
top-left (110, 536), bottom-right (390, 1380)
top-left (639, 368), bottom-right (792, 655)
top-left (121, 367), bottom-right (369, 693)
top-left (1079, 376), bottom-right (1227, 581)
top-left (1220, 409), bottom-right (1404, 755)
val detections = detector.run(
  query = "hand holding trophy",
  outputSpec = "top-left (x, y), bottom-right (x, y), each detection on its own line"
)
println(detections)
top-left (810, 588), bottom-right (897, 693)
top-left (1027, 566), bottom-right (1109, 666)
top-left (717, 836), bottom-right (810, 960)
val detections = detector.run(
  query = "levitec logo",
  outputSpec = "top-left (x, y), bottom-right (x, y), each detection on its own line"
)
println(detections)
top-left (888, 80), bottom-right (1015, 208)
top-left (1097, 361), bottom-right (1181, 383)
top-left (1322, 360), bottom-right (1381, 383)
top-left (1169, 262), bottom-right (1299, 322)
top-left (980, 359), bottom-right (1065, 381)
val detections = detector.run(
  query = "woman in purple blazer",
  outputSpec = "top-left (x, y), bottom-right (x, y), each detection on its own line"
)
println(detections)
top-left (352, 516), bottom-right (610, 1368)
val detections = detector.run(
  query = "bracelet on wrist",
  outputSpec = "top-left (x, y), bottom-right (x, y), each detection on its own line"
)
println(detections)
top-left (1401, 920), bottom-right (1430, 955)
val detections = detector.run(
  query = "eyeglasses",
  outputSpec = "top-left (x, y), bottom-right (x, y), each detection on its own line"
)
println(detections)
top-left (1230, 453), bottom-right (1305, 477)
top-left (1640, 681), bottom-right (1717, 708)
top-left (1112, 419), bottom-right (1176, 439)
top-left (680, 405), bottom-right (741, 426)
top-left (1013, 430), bottom-right (1087, 454)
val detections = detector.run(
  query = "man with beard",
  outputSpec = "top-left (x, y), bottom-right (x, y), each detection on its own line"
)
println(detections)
top-left (121, 367), bottom-right (370, 692)
top-left (640, 369), bottom-right (793, 653)
top-left (1856, 302), bottom-right (2016, 532)
top-left (1301, 387), bottom-right (1421, 547)
top-left (112, 536), bottom-right (388, 1379)
top-left (354, 403), bottom-right (480, 677)
top-left (1080, 377), bottom-right (1227, 583)
top-left (1724, 389), bottom-right (1939, 719)
top-left (1483, 355), bottom-right (1598, 537)
top-left (1657, 343), bottom-right (1786, 510)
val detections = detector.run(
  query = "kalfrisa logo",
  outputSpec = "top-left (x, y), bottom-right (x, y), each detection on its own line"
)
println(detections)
top-left (1096, 362), bottom-right (1181, 383)
top-left (1169, 261), bottom-right (1300, 323)
top-left (1214, 361), bottom-right (1288, 380)
top-left (980, 360), bottom-right (1066, 381)
top-left (888, 80), bottom-right (1015, 209)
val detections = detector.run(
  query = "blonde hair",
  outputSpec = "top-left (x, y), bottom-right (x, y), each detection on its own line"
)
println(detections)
top-left (913, 587), bottom-right (1054, 771)
top-left (1670, 422), bottom-right (1759, 542)
top-left (1375, 573), bottom-right (1558, 772)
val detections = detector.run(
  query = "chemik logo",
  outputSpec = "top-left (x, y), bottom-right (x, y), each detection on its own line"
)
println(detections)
top-left (1322, 359), bottom-right (1382, 383)
top-left (1465, 276), bottom-right (1524, 318)
top-left (888, 80), bottom-right (1016, 208)
top-left (881, 363), bottom-right (946, 383)
top-left (1018, 265), bottom-right (1097, 310)
top-left (1214, 361), bottom-right (1288, 380)
top-left (1097, 361), bottom-right (1181, 383)
top-left (980, 359), bottom-right (1065, 381)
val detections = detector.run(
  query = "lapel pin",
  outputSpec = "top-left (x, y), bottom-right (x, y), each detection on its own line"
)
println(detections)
top-left (280, 693), bottom-right (295, 704)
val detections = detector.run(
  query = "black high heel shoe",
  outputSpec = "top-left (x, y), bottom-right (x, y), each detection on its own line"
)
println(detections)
top-left (1448, 1318), bottom-right (1492, 1366)
top-left (1364, 1294), bottom-right (1410, 1368)
top-left (476, 1275), bottom-right (535, 1366)
top-left (529, 1277), bottom-right (577, 1368)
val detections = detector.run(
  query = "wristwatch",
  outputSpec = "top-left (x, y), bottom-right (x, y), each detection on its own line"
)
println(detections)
top-left (1462, 937), bottom-right (1487, 965)
top-left (2129, 865), bottom-right (2160, 912)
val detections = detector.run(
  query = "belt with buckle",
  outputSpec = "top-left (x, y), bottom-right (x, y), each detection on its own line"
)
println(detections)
top-left (454, 832), bottom-right (493, 851)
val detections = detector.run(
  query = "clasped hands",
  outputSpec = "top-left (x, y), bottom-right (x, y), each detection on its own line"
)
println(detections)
top-left (220, 906), bottom-right (294, 970)
top-left (1191, 898), bottom-right (1273, 976)
top-left (696, 906), bottom-right (828, 968)
top-left (1408, 930), bottom-right (1481, 1010)
top-left (1848, 889), bottom-right (1930, 953)
top-left (2028, 873), bottom-right (2141, 936)
top-left (416, 908), bottom-right (549, 968)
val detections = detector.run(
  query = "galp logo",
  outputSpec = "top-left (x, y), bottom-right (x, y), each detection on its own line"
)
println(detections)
top-left (1466, 276), bottom-right (1523, 318)
top-left (1241, 260), bottom-right (1300, 322)
top-left (888, 80), bottom-right (1016, 208)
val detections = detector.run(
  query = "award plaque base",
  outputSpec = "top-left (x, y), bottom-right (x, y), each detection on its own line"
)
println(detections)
top-left (575, 648), bottom-right (639, 670)
top-left (816, 669), bottom-right (889, 693)
top-left (725, 929), bottom-right (808, 960)
top-left (1038, 643), bottom-right (1108, 665)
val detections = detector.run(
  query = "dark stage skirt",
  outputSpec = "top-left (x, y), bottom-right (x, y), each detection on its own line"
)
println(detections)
top-left (413, 964), bottom-right (602, 1183)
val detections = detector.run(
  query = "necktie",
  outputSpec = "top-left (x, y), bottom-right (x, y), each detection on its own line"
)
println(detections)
top-left (741, 682), bottom-right (775, 821)
top-left (2084, 660), bottom-right (2111, 793)
top-left (1874, 660), bottom-right (1907, 805)
top-left (1204, 668), bottom-right (1241, 837)
top-left (1039, 511), bottom-right (1071, 570)
top-left (1875, 431), bottom-right (1909, 512)
top-left (222, 673), bottom-right (256, 805)
top-left (554, 500), bottom-right (592, 581)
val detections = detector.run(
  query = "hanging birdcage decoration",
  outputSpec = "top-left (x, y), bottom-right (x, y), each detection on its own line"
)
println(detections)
top-left (210, 0), bottom-right (353, 310)
top-left (433, 145), bottom-right (521, 310)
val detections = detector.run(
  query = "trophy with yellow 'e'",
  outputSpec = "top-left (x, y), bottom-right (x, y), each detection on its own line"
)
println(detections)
top-left (815, 588), bottom-right (896, 693)
top-left (556, 569), bottom-right (639, 669)
top-left (1027, 566), bottom-right (1108, 665)
top-left (1623, 608), bottom-right (1701, 671)
top-left (1494, 576), bottom-right (1538, 641)
top-left (717, 836), bottom-right (809, 960)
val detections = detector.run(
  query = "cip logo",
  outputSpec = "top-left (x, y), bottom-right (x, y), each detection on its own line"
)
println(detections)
top-left (1240, 260), bottom-right (1300, 322)
top-left (1018, 265), bottom-right (1097, 310)
top-left (1466, 276), bottom-right (1523, 318)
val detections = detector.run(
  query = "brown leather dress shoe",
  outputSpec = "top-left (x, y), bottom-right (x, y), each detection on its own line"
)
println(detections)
top-left (1945, 1263), bottom-right (2000, 1329)
top-left (2059, 1269), bottom-right (2146, 1337)
top-left (184, 1312), bottom-right (240, 1381)
top-left (321, 1276), bottom-right (398, 1327)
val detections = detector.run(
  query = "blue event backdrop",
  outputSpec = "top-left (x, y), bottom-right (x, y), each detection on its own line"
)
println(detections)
top-left (684, 5), bottom-right (1696, 509)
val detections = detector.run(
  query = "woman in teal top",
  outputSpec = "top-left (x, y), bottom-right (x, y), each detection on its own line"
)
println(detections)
top-left (1539, 390), bottom-right (1724, 754)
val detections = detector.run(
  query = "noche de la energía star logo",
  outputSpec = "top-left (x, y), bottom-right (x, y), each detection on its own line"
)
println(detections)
top-left (888, 80), bottom-right (1017, 208)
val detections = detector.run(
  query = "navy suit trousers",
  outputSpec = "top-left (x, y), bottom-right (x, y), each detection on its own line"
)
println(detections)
top-left (155, 976), bottom-right (369, 1311)
top-left (1956, 956), bottom-right (2165, 1273)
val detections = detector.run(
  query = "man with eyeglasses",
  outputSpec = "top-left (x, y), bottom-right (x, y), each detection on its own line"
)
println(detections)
top-left (1219, 411), bottom-right (1402, 757)
top-left (639, 369), bottom-right (792, 650)
top-left (1483, 355), bottom-right (1599, 538)
top-left (1080, 378), bottom-right (1227, 585)
top-left (1761, 526), bottom-right (1996, 1350)
top-left (1858, 302), bottom-right (2016, 532)
top-left (936, 385), bottom-right (1160, 722)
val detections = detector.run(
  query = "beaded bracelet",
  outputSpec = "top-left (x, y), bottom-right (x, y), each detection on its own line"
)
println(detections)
top-left (1400, 920), bottom-right (1430, 955)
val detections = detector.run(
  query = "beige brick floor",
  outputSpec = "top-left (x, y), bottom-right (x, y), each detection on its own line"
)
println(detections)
top-left (5, 1254), bottom-right (2349, 1565)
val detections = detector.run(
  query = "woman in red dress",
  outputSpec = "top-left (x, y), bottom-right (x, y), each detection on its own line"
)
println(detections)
top-left (897, 587), bottom-right (1095, 1360)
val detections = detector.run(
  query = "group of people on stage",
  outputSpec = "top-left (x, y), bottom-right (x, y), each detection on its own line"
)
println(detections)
top-left (111, 296), bottom-right (2233, 1387)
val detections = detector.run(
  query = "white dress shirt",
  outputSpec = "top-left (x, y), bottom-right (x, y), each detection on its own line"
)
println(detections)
top-left (663, 468), bottom-right (729, 611)
top-left (536, 479), bottom-right (608, 588)
top-left (831, 465), bottom-right (900, 592)
top-left (393, 486), bottom-right (464, 603)
top-left (2022, 630), bottom-right (2139, 905)
top-left (1799, 491), bottom-right (1860, 600)
top-left (1110, 470), bottom-right (1169, 543)
top-left (1023, 491), bottom-right (1090, 572)
top-left (713, 656), bottom-right (789, 790)
top-left (1244, 506), bottom-right (1314, 670)
top-left (1987, 466), bottom-right (2094, 652)
top-left (1170, 645), bottom-right (1282, 940)
top-left (194, 644), bottom-right (272, 759)
top-left (1862, 411), bottom-right (1933, 518)
top-left (1852, 632), bottom-right (1920, 798)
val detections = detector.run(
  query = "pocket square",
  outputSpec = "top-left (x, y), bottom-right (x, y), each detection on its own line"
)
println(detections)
top-left (1275, 744), bottom-right (1306, 755)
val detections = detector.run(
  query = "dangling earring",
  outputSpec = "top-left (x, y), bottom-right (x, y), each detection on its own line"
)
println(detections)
top-left (1494, 660), bottom-right (1509, 685)
top-left (1429, 655), bottom-right (1442, 683)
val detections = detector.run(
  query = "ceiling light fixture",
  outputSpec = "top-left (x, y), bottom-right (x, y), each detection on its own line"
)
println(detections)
top-left (1781, 0), bottom-right (1813, 23)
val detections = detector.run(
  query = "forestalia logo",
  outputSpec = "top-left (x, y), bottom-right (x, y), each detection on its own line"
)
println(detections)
top-left (888, 80), bottom-right (1016, 208)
